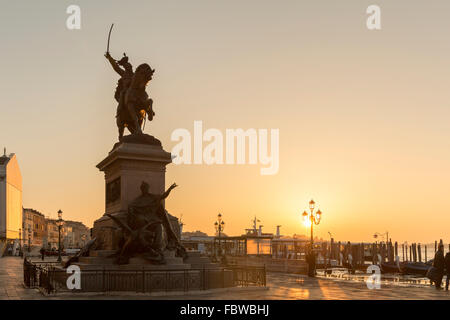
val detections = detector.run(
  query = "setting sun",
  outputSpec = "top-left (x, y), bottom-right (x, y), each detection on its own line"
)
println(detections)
top-left (302, 218), bottom-right (311, 228)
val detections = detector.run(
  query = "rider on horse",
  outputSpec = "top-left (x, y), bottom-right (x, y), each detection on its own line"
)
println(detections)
top-left (105, 52), bottom-right (155, 140)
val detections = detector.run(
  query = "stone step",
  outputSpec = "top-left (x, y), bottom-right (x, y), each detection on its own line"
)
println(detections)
top-left (89, 250), bottom-right (116, 257)
top-left (186, 250), bottom-right (202, 258)
top-left (74, 262), bottom-right (192, 271)
top-left (128, 256), bottom-right (185, 266)
top-left (184, 257), bottom-right (211, 264)
top-left (79, 256), bottom-right (115, 264)
top-left (189, 263), bottom-right (222, 270)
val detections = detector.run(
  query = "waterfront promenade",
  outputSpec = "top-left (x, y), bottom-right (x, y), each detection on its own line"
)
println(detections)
top-left (0, 257), bottom-right (449, 300)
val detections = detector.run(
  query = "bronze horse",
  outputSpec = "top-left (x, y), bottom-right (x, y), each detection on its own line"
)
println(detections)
top-left (116, 63), bottom-right (156, 140)
top-left (105, 52), bottom-right (156, 140)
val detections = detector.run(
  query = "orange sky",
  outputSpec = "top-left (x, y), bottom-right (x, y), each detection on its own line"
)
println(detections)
top-left (1, 1), bottom-right (450, 243)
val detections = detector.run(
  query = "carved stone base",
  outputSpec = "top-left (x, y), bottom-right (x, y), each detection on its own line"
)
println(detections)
top-left (92, 211), bottom-right (126, 251)
top-left (93, 136), bottom-right (178, 252)
top-left (184, 251), bottom-right (222, 269)
top-left (86, 135), bottom-right (190, 279)
top-left (92, 211), bottom-right (182, 252)
top-left (97, 136), bottom-right (172, 215)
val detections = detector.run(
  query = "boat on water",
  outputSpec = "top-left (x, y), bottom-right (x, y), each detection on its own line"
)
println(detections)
top-left (380, 261), bottom-right (402, 274)
top-left (400, 262), bottom-right (431, 276)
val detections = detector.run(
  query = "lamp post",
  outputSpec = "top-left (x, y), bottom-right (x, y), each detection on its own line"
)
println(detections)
top-left (57, 210), bottom-right (63, 263)
top-left (373, 231), bottom-right (389, 243)
top-left (302, 199), bottom-right (323, 277)
top-left (214, 213), bottom-right (225, 257)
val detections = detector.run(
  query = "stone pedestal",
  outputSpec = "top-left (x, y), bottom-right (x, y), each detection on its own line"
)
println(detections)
top-left (184, 250), bottom-right (221, 269)
top-left (92, 134), bottom-right (173, 251)
top-left (97, 136), bottom-right (172, 214)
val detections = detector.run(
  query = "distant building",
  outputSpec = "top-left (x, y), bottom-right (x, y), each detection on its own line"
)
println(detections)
top-left (22, 208), bottom-right (91, 250)
top-left (181, 230), bottom-right (209, 240)
top-left (22, 208), bottom-right (46, 248)
top-left (0, 150), bottom-right (22, 243)
top-left (181, 231), bottom-right (214, 254)
top-left (45, 219), bottom-right (59, 250)
top-left (63, 220), bottom-right (90, 248)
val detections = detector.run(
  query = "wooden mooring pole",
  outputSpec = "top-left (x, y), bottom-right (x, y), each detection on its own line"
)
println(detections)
top-left (406, 244), bottom-right (409, 261)
top-left (414, 243), bottom-right (418, 262)
top-left (417, 243), bottom-right (422, 262)
top-left (359, 243), bottom-right (364, 267)
top-left (411, 243), bottom-right (414, 262)
top-left (338, 241), bottom-right (341, 266)
top-left (372, 243), bottom-right (376, 265)
top-left (330, 238), bottom-right (334, 259)
top-left (387, 242), bottom-right (391, 263)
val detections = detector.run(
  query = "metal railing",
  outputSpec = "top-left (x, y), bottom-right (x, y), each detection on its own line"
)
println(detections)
top-left (24, 259), bottom-right (266, 295)
top-left (23, 258), bottom-right (61, 289)
top-left (229, 265), bottom-right (266, 287)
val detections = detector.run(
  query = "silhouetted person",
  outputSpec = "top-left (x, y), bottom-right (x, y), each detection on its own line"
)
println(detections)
top-left (40, 247), bottom-right (45, 261)
top-left (307, 251), bottom-right (316, 277)
top-left (432, 244), bottom-right (445, 289)
top-left (445, 251), bottom-right (450, 291)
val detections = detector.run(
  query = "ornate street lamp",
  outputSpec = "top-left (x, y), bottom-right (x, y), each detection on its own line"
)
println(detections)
top-left (302, 199), bottom-right (323, 277)
top-left (214, 213), bottom-right (225, 256)
top-left (373, 231), bottom-right (389, 243)
top-left (57, 210), bottom-right (64, 263)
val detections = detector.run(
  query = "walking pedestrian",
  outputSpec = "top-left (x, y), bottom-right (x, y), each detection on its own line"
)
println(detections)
top-left (40, 247), bottom-right (45, 261)
top-left (432, 244), bottom-right (445, 290)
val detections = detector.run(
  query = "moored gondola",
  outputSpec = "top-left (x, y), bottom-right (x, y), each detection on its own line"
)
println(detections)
top-left (380, 261), bottom-right (402, 273)
top-left (400, 262), bottom-right (431, 276)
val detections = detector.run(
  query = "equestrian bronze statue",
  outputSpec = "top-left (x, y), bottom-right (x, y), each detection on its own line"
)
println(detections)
top-left (105, 52), bottom-right (156, 141)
